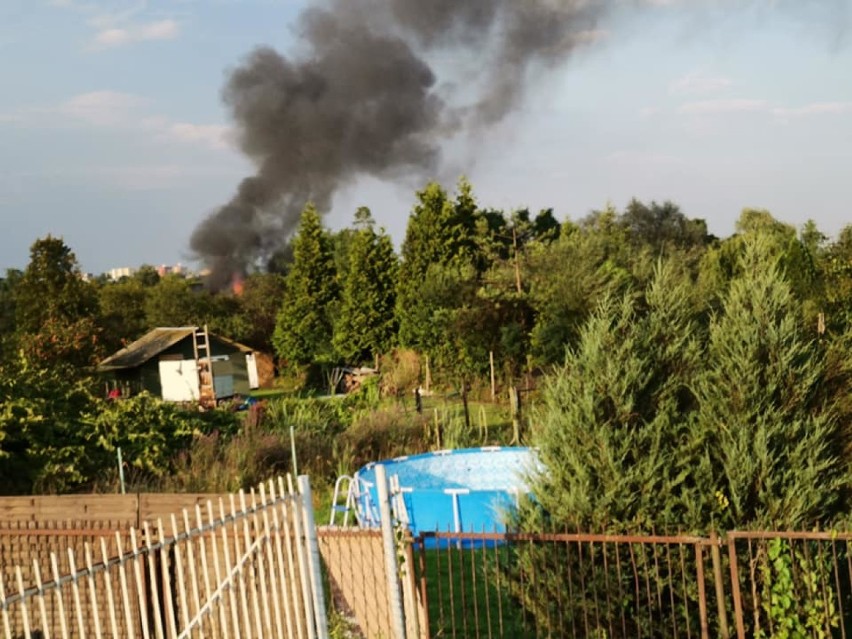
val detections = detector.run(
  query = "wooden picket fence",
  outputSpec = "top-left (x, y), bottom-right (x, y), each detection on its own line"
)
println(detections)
top-left (0, 476), bottom-right (329, 639)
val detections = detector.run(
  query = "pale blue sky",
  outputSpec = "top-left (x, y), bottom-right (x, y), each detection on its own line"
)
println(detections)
top-left (1, 0), bottom-right (850, 274)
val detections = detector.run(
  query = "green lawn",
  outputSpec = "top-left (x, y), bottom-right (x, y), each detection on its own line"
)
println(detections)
top-left (415, 542), bottom-right (533, 638)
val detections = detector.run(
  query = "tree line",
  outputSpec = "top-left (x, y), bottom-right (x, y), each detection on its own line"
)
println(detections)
top-left (3, 178), bottom-right (850, 389)
top-left (2, 177), bottom-right (852, 506)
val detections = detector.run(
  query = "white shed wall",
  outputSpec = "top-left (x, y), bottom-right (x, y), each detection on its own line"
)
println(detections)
top-left (158, 359), bottom-right (200, 401)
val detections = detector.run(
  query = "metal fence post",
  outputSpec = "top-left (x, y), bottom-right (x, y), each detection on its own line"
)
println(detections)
top-left (376, 464), bottom-right (407, 639)
top-left (298, 475), bottom-right (330, 639)
top-left (727, 534), bottom-right (746, 639)
top-left (695, 543), bottom-right (710, 639)
top-left (402, 536), bottom-right (422, 639)
top-left (709, 532), bottom-right (730, 639)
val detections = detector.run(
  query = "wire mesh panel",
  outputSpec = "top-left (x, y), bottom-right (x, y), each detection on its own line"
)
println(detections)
top-left (318, 528), bottom-right (391, 638)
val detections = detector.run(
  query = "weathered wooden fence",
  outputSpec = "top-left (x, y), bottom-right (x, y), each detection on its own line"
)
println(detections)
top-left (0, 476), bottom-right (328, 639)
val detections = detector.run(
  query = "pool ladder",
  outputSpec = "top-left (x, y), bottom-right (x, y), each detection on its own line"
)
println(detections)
top-left (329, 475), bottom-right (379, 527)
top-left (329, 473), bottom-right (409, 529)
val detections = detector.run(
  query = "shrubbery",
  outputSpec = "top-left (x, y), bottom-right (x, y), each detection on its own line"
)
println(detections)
top-left (508, 236), bottom-right (852, 634)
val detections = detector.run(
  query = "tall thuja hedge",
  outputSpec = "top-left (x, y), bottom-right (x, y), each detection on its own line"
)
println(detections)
top-left (525, 236), bottom-right (850, 533)
top-left (510, 262), bottom-right (709, 636)
top-left (696, 236), bottom-right (850, 530)
top-left (273, 203), bottom-right (339, 368)
top-left (512, 241), bottom-right (852, 635)
top-left (524, 260), bottom-right (708, 533)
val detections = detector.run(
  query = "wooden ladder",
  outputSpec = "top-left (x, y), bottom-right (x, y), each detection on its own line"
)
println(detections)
top-left (193, 325), bottom-right (216, 409)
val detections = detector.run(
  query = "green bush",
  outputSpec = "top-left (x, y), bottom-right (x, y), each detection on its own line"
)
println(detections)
top-left (89, 392), bottom-right (242, 490)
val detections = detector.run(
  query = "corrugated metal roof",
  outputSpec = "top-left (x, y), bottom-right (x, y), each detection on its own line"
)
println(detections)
top-left (97, 327), bottom-right (196, 371)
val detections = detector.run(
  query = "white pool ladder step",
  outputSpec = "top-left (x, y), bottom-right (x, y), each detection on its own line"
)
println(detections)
top-left (329, 475), bottom-right (356, 526)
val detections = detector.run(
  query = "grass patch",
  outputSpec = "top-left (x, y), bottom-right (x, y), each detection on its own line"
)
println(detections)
top-left (415, 542), bottom-right (532, 638)
top-left (249, 388), bottom-right (290, 399)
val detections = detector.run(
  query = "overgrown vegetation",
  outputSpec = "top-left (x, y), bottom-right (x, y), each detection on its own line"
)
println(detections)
top-left (3, 180), bottom-right (852, 634)
top-left (1, 181), bottom-right (851, 536)
top-left (508, 234), bottom-right (852, 635)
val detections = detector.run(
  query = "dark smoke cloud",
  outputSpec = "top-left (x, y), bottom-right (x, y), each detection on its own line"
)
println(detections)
top-left (190, 0), bottom-right (614, 286)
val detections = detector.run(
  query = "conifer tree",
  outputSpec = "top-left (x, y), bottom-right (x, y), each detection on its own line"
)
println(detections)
top-left (396, 179), bottom-right (480, 353)
top-left (696, 236), bottom-right (849, 529)
top-left (823, 224), bottom-right (852, 334)
top-left (273, 203), bottom-right (339, 367)
top-left (332, 208), bottom-right (399, 364)
top-left (525, 260), bottom-right (706, 532)
top-left (396, 182), bottom-right (453, 352)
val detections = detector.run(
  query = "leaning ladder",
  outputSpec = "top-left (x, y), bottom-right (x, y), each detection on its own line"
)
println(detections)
top-left (193, 325), bottom-right (217, 408)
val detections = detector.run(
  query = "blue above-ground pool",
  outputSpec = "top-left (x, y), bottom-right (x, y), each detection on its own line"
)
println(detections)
top-left (352, 447), bottom-right (537, 536)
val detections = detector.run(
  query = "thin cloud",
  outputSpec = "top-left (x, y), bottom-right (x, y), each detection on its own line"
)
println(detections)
top-left (56, 90), bottom-right (147, 126)
top-left (165, 123), bottom-right (232, 150)
top-left (675, 98), bottom-right (852, 120)
top-left (772, 102), bottom-right (852, 118)
top-left (670, 70), bottom-right (733, 95)
top-left (92, 19), bottom-right (180, 49)
top-left (87, 2), bottom-right (148, 29)
top-left (15, 90), bottom-right (231, 151)
top-left (677, 99), bottom-right (768, 115)
top-left (50, 0), bottom-right (180, 50)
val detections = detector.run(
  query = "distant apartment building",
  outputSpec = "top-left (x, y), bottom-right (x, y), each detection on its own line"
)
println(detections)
top-left (102, 262), bottom-right (192, 281)
top-left (156, 263), bottom-right (185, 277)
top-left (107, 266), bottom-right (136, 281)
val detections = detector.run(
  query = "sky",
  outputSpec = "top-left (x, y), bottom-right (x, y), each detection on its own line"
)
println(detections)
top-left (1, 0), bottom-right (850, 275)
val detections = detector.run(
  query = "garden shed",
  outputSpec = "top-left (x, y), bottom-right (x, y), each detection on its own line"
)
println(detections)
top-left (97, 327), bottom-right (262, 402)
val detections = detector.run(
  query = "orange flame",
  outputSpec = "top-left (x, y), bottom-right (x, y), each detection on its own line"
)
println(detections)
top-left (231, 273), bottom-right (245, 296)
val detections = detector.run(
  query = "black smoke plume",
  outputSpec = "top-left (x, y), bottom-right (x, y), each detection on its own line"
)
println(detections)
top-left (190, 0), bottom-right (610, 286)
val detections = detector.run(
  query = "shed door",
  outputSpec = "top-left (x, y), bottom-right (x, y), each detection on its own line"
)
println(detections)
top-left (158, 359), bottom-right (200, 402)
top-left (246, 353), bottom-right (259, 389)
top-left (214, 375), bottom-right (234, 399)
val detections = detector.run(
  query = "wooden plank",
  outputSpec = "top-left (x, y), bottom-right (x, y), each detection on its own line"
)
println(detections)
top-left (0, 496), bottom-right (137, 524)
top-left (138, 495), bottom-right (226, 525)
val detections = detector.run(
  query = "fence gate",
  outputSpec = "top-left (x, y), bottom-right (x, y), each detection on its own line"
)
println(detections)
top-left (0, 475), bottom-right (328, 639)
